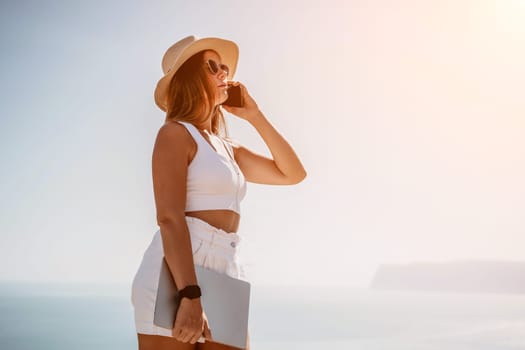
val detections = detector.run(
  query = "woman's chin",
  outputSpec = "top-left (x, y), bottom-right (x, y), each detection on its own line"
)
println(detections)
top-left (217, 95), bottom-right (228, 106)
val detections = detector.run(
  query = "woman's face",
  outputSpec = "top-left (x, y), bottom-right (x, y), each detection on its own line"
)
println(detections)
top-left (202, 50), bottom-right (229, 106)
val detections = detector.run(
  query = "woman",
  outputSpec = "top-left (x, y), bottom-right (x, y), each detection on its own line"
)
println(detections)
top-left (131, 35), bottom-right (307, 350)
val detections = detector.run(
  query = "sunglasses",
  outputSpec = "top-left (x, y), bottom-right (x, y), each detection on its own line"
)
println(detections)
top-left (205, 59), bottom-right (230, 76)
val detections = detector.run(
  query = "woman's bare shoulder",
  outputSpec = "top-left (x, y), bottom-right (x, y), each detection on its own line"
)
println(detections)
top-left (152, 121), bottom-right (197, 168)
top-left (155, 121), bottom-right (195, 148)
top-left (158, 120), bottom-right (186, 135)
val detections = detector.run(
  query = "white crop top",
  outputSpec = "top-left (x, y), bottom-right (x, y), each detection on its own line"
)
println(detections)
top-left (177, 121), bottom-right (247, 215)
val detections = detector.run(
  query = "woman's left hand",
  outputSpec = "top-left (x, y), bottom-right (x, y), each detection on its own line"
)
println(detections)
top-left (221, 82), bottom-right (261, 123)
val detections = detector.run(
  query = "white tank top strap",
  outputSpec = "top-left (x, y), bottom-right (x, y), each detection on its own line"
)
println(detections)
top-left (176, 121), bottom-right (208, 149)
top-left (221, 137), bottom-right (239, 160)
top-left (178, 120), bottom-right (228, 156)
top-left (216, 137), bottom-right (234, 161)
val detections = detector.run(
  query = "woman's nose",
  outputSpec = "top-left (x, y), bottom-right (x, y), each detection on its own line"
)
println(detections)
top-left (217, 68), bottom-right (227, 80)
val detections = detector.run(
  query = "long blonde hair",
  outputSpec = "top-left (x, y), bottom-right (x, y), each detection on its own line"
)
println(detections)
top-left (165, 50), bottom-right (229, 137)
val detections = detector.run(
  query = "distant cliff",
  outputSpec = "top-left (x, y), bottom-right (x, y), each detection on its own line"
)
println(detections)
top-left (369, 260), bottom-right (525, 294)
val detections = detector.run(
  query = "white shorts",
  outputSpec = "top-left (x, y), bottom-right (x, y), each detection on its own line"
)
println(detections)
top-left (130, 216), bottom-right (247, 337)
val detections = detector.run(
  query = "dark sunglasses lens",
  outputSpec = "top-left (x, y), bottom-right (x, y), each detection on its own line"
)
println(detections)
top-left (208, 60), bottom-right (219, 73)
top-left (220, 64), bottom-right (229, 75)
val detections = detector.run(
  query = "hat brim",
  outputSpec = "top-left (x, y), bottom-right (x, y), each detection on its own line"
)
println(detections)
top-left (154, 37), bottom-right (239, 112)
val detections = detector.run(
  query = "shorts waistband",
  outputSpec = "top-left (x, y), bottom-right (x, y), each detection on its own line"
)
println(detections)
top-left (185, 216), bottom-right (241, 248)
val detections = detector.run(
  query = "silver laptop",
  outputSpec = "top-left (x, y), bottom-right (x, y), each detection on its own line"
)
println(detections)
top-left (154, 258), bottom-right (251, 349)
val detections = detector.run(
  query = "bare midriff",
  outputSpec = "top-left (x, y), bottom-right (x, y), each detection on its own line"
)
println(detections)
top-left (185, 209), bottom-right (240, 233)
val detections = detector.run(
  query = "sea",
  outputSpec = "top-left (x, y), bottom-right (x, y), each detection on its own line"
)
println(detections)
top-left (1, 282), bottom-right (524, 350)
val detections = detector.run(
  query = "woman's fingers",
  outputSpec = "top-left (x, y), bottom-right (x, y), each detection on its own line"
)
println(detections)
top-left (173, 317), bottom-right (203, 343)
top-left (171, 326), bottom-right (182, 338)
top-left (189, 328), bottom-right (204, 344)
top-left (202, 319), bottom-right (213, 340)
top-left (227, 80), bottom-right (240, 87)
top-left (175, 325), bottom-right (200, 343)
top-left (172, 318), bottom-right (186, 338)
top-left (180, 328), bottom-right (194, 343)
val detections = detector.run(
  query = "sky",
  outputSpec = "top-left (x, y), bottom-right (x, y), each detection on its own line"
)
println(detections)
top-left (0, 0), bottom-right (524, 288)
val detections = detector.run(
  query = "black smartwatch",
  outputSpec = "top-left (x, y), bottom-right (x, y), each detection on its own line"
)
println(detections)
top-left (178, 285), bottom-right (201, 300)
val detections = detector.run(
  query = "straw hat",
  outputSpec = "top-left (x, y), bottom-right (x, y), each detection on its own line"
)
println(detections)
top-left (154, 35), bottom-right (239, 112)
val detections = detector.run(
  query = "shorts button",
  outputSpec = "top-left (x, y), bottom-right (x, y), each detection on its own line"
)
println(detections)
top-left (230, 242), bottom-right (236, 248)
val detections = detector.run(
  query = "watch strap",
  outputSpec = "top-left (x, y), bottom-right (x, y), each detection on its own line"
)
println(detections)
top-left (178, 285), bottom-right (201, 300)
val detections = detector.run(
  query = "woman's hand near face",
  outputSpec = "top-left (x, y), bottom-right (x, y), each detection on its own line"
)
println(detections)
top-left (222, 82), bottom-right (261, 122)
